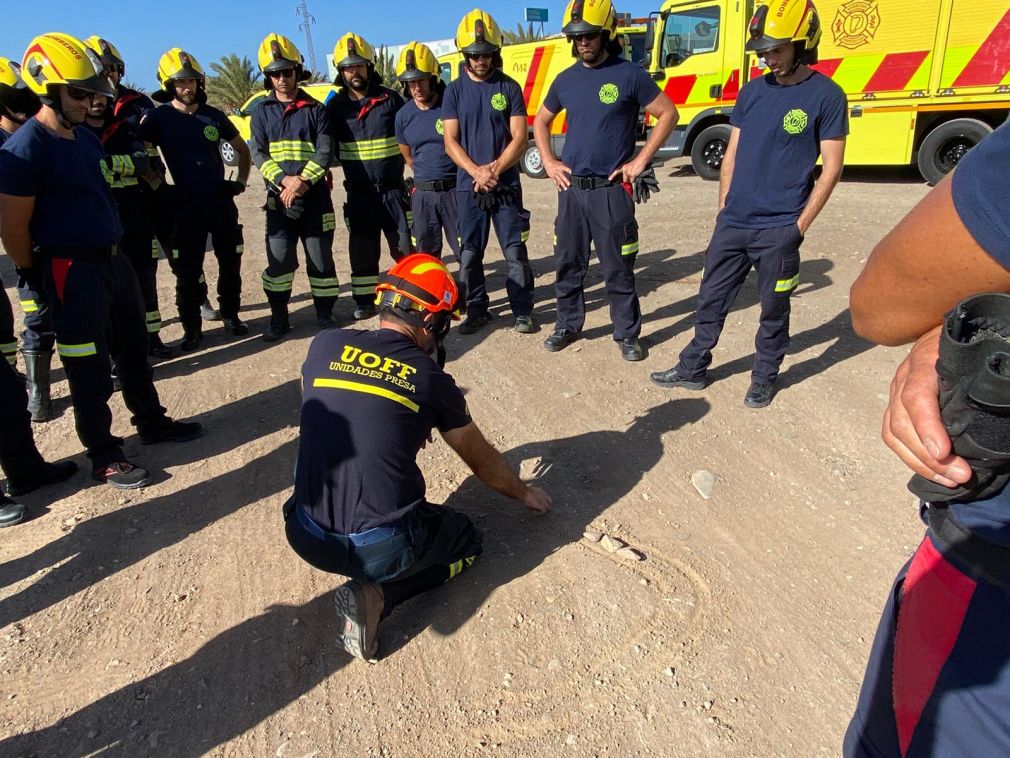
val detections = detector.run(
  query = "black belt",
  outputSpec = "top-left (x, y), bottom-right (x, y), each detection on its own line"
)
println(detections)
top-left (343, 180), bottom-right (402, 194)
top-left (927, 505), bottom-right (1010, 590)
top-left (413, 178), bottom-right (456, 192)
top-left (572, 175), bottom-right (615, 190)
top-left (40, 244), bottom-right (118, 261)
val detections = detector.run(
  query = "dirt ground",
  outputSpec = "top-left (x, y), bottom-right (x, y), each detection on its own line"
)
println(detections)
top-left (0, 159), bottom-right (931, 756)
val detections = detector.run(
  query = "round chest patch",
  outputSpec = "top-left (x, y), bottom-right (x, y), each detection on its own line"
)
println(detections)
top-left (599, 83), bottom-right (619, 104)
top-left (435, 118), bottom-right (444, 135)
top-left (782, 109), bottom-right (809, 135)
top-left (203, 124), bottom-right (220, 141)
top-left (490, 92), bottom-right (508, 111)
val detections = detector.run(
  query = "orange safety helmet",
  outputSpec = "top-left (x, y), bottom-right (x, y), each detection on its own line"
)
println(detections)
top-left (375, 254), bottom-right (463, 338)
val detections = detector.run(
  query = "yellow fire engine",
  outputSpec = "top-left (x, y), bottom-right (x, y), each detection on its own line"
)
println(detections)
top-left (645, 0), bottom-right (1010, 183)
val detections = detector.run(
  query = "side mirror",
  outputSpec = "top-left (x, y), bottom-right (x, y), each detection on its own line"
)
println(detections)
top-left (644, 12), bottom-right (658, 69)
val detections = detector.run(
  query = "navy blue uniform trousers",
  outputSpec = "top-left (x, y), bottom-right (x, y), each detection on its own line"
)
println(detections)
top-left (553, 182), bottom-right (641, 340)
top-left (457, 188), bottom-right (534, 319)
top-left (676, 217), bottom-right (801, 384)
top-left (845, 529), bottom-right (1010, 757)
top-left (409, 186), bottom-right (460, 261)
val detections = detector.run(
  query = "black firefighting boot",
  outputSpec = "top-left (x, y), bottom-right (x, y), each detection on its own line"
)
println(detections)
top-left (909, 293), bottom-right (1010, 503)
top-left (262, 306), bottom-right (291, 343)
top-left (23, 350), bottom-right (52, 423)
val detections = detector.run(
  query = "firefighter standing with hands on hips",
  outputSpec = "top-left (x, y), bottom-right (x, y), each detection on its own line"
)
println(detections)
top-left (326, 33), bottom-right (411, 321)
top-left (0, 33), bottom-right (202, 490)
top-left (250, 33), bottom-right (338, 342)
top-left (83, 37), bottom-right (174, 362)
top-left (443, 9), bottom-right (536, 335)
top-left (651, 0), bottom-right (846, 408)
top-left (394, 42), bottom-right (460, 261)
top-left (140, 48), bottom-right (252, 352)
top-left (534, 0), bottom-right (678, 361)
top-left (284, 254), bottom-right (551, 661)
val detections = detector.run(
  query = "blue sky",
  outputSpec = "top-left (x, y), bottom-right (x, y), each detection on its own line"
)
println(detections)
top-left (6, 1), bottom-right (656, 90)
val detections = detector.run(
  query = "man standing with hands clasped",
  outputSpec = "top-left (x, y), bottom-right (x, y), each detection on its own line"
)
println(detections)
top-left (534, 0), bottom-right (678, 361)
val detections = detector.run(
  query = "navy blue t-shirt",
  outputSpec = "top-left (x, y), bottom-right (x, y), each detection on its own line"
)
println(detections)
top-left (442, 69), bottom-right (526, 191)
top-left (947, 120), bottom-right (1010, 546)
top-left (295, 327), bottom-right (472, 535)
top-left (138, 103), bottom-right (238, 200)
top-left (722, 71), bottom-right (847, 228)
top-left (0, 127), bottom-right (11, 148)
top-left (543, 54), bottom-right (660, 177)
top-left (0, 118), bottom-right (123, 247)
top-left (395, 98), bottom-right (456, 182)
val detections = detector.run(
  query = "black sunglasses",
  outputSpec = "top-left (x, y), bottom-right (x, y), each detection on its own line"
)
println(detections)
top-left (66, 86), bottom-right (102, 102)
top-left (268, 68), bottom-right (295, 79)
top-left (465, 52), bottom-right (493, 60)
top-left (570, 31), bottom-right (602, 42)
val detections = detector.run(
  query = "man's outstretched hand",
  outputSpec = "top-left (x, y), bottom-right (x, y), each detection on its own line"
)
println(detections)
top-left (522, 485), bottom-right (552, 514)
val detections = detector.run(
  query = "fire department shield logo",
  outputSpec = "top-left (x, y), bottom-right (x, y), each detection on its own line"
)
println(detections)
top-left (599, 83), bottom-right (619, 104)
top-left (783, 108), bottom-right (808, 135)
top-left (435, 118), bottom-right (444, 135)
top-left (832, 0), bottom-right (881, 50)
top-left (203, 124), bottom-right (219, 141)
top-left (490, 92), bottom-right (508, 111)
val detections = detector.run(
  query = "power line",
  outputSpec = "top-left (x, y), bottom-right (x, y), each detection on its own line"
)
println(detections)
top-left (295, 1), bottom-right (318, 74)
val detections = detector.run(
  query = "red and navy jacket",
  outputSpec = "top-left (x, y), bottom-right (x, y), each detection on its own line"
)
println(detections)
top-left (325, 80), bottom-right (405, 190)
top-left (102, 86), bottom-right (156, 193)
top-left (249, 88), bottom-right (334, 194)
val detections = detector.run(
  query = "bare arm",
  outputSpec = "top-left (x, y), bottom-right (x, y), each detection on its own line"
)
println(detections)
top-left (850, 174), bottom-right (1010, 345)
top-left (441, 422), bottom-right (551, 513)
top-left (229, 136), bottom-right (252, 185)
top-left (718, 126), bottom-right (740, 210)
top-left (533, 105), bottom-right (570, 191)
top-left (609, 92), bottom-right (678, 183)
top-left (399, 143), bottom-right (413, 170)
top-left (0, 194), bottom-right (36, 268)
top-left (492, 114), bottom-right (529, 175)
top-left (796, 137), bottom-right (845, 234)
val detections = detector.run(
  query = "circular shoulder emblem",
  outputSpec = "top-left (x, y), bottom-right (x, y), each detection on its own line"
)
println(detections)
top-left (782, 109), bottom-right (809, 135)
top-left (490, 92), bottom-right (508, 111)
top-left (435, 117), bottom-right (445, 135)
top-left (203, 124), bottom-right (220, 142)
top-left (599, 83), bottom-right (620, 105)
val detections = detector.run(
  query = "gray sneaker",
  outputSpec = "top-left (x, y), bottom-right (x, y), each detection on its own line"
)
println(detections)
top-left (334, 581), bottom-right (384, 661)
top-left (514, 315), bottom-right (535, 334)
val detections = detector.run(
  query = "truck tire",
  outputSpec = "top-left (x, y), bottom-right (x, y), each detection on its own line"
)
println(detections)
top-left (220, 140), bottom-right (239, 168)
top-left (520, 143), bottom-right (547, 179)
top-left (916, 118), bottom-right (992, 186)
top-left (690, 124), bottom-right (731, 181)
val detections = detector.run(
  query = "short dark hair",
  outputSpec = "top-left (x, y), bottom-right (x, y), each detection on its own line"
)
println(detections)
top-left (377, 304), bottom-right (413, 328)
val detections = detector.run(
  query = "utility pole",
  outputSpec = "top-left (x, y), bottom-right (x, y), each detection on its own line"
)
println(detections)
top-left (296, 1), bottom-right (319, 74)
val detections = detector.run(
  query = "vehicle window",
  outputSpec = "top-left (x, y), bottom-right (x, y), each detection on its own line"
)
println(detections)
top-left (439, 62), bottom-right (452, 85)
top-left (624, 32), bottom-right (647, 65)
top-left (661, 6), bottom-right (720, 67)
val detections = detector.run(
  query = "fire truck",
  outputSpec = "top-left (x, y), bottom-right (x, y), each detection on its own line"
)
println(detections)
top-left (645, 0), bottom-right (1010, 183)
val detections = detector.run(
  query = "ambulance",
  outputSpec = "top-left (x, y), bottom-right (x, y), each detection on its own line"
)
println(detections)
top-left (645, 0), bottom-right (1010, 183)
top-left (438, 24), bottom-right (648, 178)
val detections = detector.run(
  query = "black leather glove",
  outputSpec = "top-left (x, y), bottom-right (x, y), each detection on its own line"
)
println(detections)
top-left (473, 189), bottom-right (495, 212)
top-left (16, 266), bottom-right (42, 293)
top-left (284, 197), bottom-right (305, 221)
top-left (634, 167), bottom-right (660, 204)
top-left (221, 179), bottom-right (246, 197)
top-left (908, 293), bottom-right (1010, 503)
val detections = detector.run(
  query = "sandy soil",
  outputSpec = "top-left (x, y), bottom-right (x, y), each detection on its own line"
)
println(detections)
top-left (0, 159), bottom-right (931, 756)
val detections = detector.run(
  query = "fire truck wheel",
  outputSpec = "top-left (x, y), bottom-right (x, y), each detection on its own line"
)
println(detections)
top-left (690, 123), bottom-right (732, 181)
top-left (917, 118), bottom-right (992, 186)
top-left (520, 144), bottom-right (547, 179)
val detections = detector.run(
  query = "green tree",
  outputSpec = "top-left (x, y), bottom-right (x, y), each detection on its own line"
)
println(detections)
top-left (205, 54), bottom-right (261, 111)
top-left (374, 45), bottom-right (399, 89)
top-left (502, 22), bottom-right (543, 45)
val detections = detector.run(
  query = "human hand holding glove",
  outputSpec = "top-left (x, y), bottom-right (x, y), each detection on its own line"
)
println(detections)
top-left (633, 167), bottom-right (660, 204)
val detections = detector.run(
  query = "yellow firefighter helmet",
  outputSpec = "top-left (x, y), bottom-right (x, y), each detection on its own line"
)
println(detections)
top-left (455, 9), bottom-right (503, 55)
top-left (21, 33), bottom-right (115, 100)
top-left (258, 33), bottom-right (303, 73)
top-left (0, 57), bottom-right (41, 121)
top-left (396, 42), bottom-right (440, 82)
top-left (746, 0), bottom-right (822, 56)
top-left (333, 33), bottom-right (375, 68)
top-left (84, 36), bottom-right (125, 73)
top-left (562, 0), bottom-right (619, 38)
top-left (156, 47), bottom-right (205, 87)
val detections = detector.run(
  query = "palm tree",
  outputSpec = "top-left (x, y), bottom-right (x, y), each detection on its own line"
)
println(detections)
top-left (206, 54), bottom-right (262, 111)
top-left (122, 80), bottom-right (147, 94)
top-left (374, 45), bottom-right (398, 89)
top-left (502, 22), bottom-right (543, 45)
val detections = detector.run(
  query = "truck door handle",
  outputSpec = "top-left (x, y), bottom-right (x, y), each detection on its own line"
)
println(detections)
top-left (651, 71), bottom-right (666, 82)
top-left (709, 84), bottom-right (722, 98)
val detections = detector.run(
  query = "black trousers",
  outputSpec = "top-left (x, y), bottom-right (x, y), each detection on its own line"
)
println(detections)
top-left (285, 501), bottom-right (483, 613)
top-left (262, 188), bottom-right (338, 318)
top-left (0, 346), bottom-right (45, 480)
top-left (344, 188), bottom-right (411, 306)
top-left (16, 267), bottom-right (54, 354)
top-left (171, 198), bottom-right (243, 332)
top-left (456, 188), bottom-right (534, 319)
top-left (676, 217), bottom-right (802, 385)
top-left (409, 187), bottom-right (460, 261)
top-left (553, 183), bottom-right (641, 340)
top-left (45, 254), bottom-right (166, 467)
top-left (115, 189), bottom-right (164, 337)
top-left (0, 288), bottom-right (16, 366)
